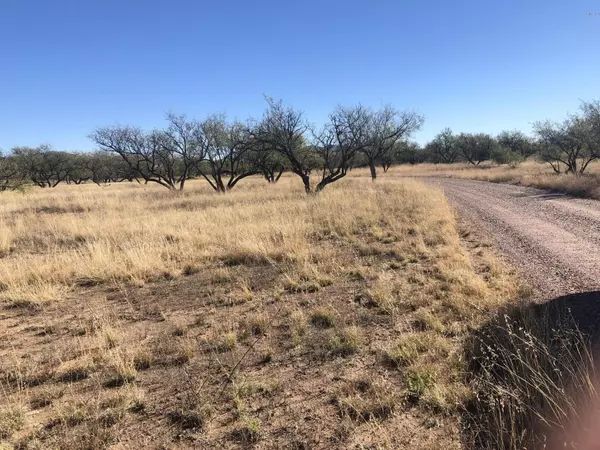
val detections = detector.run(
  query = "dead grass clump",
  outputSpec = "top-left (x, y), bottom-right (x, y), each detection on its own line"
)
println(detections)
top-left (466, 297), bottom-right (599, 449)
top-left (310, 307), bottom-right (335, 329)
top-left (335, 378), bottom-right (400, 422)
top-left (29, 386), bottom-right (65, 409)
top-left (0, 406), bottom-right (25, 439)
top-left (0, 353), bottom-right (56, 389)
top-left (384, 332), bottom-right (450, 368)
top-left (358, 276), bottom-right (397, 313)
top-left (132, 347), bottom-right (154, 371)
top-left (167, 410), bottom-right (205, 430)
top-left (289, 309), bottom-right (308, 346)
top-left (36, 397), bottom-right (127, 449)
top-left (239, 313), bottom-right (269, 338)
top-left (55, 357), bottom-right (95, 383)
top-left (104, 350), bottom-right (137, 387)
top-left (167, 373), bottom-right (216, 433)
top-left (209, 331), bottom-right (238, 353)
top-left (413, 309), bottom-right (446, 333)
top-left (152, 334), bottom-right (197, 365)
top-left (325, 326), bottom-right (362, 357)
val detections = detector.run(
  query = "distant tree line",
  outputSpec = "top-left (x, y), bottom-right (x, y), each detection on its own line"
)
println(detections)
top-left (1, 99), bottom-right (598, 192)
top-left (0, 99), bottom-right (424, 193)
top-left (418, 99), bottom-right (600, 173)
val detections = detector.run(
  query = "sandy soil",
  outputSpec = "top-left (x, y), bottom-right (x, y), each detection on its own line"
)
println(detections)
top-left (424, 178), bottom-right (600, 298)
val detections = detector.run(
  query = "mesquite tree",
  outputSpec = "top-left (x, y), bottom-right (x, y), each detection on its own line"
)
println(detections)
top-left (196, 115), bottom-right (259, 192)
top-left (0, 152), bottom-right (21, 191)
top-left (361, 106), bottom-right (424, 181)
top-left (425, 128), bottom-right (459, 163)
top-left (251, 98), bottom-right (315, 193)
top-left (534, 118), bottom-right (593, 174)
top-left (12, 145), bottom-right (72, 188)
top-left (497, 130), bottom-right (536, 158)
top-left (91, 114), bottom-right (207, 190)
top-left (252, 99), bottom-right (372, 193)
top-left (455, 133), bottom-right (497, 166)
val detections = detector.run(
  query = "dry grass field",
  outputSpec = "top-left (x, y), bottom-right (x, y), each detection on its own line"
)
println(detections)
top-left (384, 160), bottom-right (600, 200)
top-left (0, 175), bottom-right (531, 449)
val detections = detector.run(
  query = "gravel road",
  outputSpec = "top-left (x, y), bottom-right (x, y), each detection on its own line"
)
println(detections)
top-left (424, 177), bottom-right (600, 298)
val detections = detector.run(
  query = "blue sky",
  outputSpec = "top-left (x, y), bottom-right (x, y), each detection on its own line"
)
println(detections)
top-left (1, 0), bottom-right (598, 150)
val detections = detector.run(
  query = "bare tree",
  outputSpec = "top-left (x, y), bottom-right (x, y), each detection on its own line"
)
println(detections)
top-left (361, 106), bottom-right (424, 180)
top-left (252, 99), bottom-right (368, 193)
top-left (311, 104), bottom-right (375, 190)
top-left (90, 120), bottom-right (202, 190)
top-left (196, 115), bottom-right (259, 192)
top-left (251, 98), bottom-right (314, 193)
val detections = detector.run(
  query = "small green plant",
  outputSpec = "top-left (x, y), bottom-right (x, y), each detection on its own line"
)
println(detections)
top-left (405, 369), bottom-right (434, 403)
top-left (240, 416), bottom-right (261, 443)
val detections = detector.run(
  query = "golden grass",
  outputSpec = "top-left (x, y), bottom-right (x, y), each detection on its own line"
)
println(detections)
top-left (0, 175), bottom-right (477, 307)
top-left (384, 160), bottom-right (600, 199)
top-left (0, 175), bottom-right (529, 448)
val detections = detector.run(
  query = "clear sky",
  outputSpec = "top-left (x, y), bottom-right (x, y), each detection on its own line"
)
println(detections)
top-left (1, 0), bottom-right (598, 151)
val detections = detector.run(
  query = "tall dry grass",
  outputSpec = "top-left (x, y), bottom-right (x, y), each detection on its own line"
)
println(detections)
top-left (385, 160), bottom-right (600, 200)
top-left (0, 176), bottom-right (460, 307)
top-left (467, 303), bottom-right (598, 449)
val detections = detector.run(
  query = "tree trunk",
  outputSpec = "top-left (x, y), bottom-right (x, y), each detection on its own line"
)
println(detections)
top-left (368, 160), bottom-right (377, 181)
top-left (301, 174), bottom-right (311, 194)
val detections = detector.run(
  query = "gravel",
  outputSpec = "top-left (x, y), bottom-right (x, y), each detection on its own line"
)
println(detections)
top-left (424, 177), bottom-right (600, 298)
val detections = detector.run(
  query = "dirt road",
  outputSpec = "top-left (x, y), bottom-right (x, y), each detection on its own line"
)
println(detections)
top-left (424, 178), bottom-right (600, 298)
